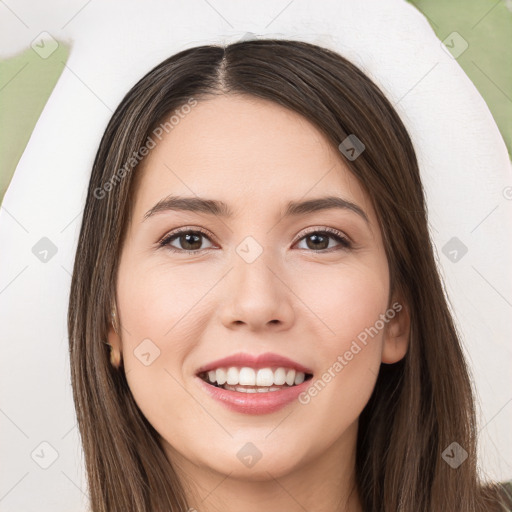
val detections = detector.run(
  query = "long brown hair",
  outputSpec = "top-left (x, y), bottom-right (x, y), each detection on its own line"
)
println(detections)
top-left (68, 39), bottom-right (510, 511)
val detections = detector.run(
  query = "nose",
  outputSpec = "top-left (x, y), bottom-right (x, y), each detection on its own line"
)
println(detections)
top-left (218, 247), bottom-right (295, 332)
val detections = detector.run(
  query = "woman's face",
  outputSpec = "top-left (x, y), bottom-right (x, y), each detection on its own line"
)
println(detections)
top-left (109, 94), bottom-right (408, 484)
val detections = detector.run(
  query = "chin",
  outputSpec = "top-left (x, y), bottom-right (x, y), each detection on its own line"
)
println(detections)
top-left (206, 449), bottom-right (305, 481)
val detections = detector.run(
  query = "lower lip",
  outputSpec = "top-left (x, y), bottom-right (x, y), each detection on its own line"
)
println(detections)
top-left (195, 375), bottom-right (313, 415)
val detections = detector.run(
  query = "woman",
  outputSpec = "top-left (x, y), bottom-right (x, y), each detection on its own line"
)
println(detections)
top-left (68, 39), bottom-right (511, 511)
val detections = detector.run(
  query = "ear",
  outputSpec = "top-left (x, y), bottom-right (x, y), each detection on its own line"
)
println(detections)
top-left (107, 307), bottom-right (123, 368)
top-left (381, 297), bottom-right (410, 364)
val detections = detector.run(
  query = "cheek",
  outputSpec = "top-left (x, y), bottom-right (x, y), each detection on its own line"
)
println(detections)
top-left (116, 259), bottom-right (209, 429)
top-left (294, 255), bottom-right (389, 346)
top-left (117, 256), bottom-right (211, 348)
top-left (291, 259), bottom-right (388, 427)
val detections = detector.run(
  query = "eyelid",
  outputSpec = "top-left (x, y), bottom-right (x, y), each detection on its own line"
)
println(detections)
top-left (156, 226), bottom-right (218, 254)
top-left (293, 225), bottom-right (351, 245)
top-left (157, 225), bottom-right (217, 247)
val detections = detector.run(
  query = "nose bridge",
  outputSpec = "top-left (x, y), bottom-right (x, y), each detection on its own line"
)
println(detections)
top-left (234, 236), bottom-right (274, 289)
top-left (219, 234), bottom-right (295, 329)
top-left (233, 234), bottom-right (280, 301)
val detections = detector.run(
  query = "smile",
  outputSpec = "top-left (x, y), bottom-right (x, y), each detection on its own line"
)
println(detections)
top-left (194, 351), bottom-right (315, 414)
top-left (198, 366), bottom-right (313, 391)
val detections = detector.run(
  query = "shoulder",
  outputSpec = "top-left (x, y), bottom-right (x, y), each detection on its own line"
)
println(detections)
top-left (497, 480), bottom-right (512, 511)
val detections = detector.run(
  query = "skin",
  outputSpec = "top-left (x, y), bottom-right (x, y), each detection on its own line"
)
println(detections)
top-left (108, 94), bottom-right (410, 512)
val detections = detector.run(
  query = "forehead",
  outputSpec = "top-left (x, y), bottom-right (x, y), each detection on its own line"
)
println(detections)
top-left (131, 94), bottom-right (374, 224)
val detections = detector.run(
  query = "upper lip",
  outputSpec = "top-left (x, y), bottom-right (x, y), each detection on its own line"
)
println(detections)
top-left (196, 352), bottom-right (313, 375)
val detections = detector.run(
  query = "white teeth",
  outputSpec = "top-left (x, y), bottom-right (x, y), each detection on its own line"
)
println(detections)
top-left (223, 384), bottom-right (283, 393)
top-left (285, 369), bottom-right (296, 386)
top-left (274, 367), bottom-right (287, 385)
top-left (239, 367), bottom-right (256, 386)
top-left (203, 366), bottom-right (309, 387)
top-left (294, 371), bottom-right (305, 385)
top-left (226, 367), bottom-right (239, 385)
top-left (216, 368), bottom-right (227, 385)
top-left (256, 368), bottom-right (274, 387)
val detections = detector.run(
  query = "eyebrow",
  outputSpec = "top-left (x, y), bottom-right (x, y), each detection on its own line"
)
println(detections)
top-left (143, 195), bottom-right (370, 225)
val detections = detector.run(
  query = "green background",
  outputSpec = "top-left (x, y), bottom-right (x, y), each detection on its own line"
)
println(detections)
top-left (0, 0), bottom-right (511, 206)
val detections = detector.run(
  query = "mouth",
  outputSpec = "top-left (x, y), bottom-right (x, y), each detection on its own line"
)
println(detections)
top-left (195, 354), bottom-right (316, 414)
top-left (197, 367), bottom-right (314, 393)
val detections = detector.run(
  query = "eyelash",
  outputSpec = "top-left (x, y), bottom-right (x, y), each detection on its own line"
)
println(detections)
top-left (157, 226), bottom-right (352, 254)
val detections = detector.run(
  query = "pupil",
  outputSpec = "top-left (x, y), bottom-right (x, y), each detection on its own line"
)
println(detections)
top-left (307, 234), bottom-right (328, 250)
top-left (182, 233), bottom-right (201, 250)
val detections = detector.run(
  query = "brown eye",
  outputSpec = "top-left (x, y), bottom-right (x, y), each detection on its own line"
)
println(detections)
top-left (295, 229), bottom-right (351, 252)
top-left (158, 226), bottom-right (351, 254)
top-left (159, 229), bottom-right (214, 253)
